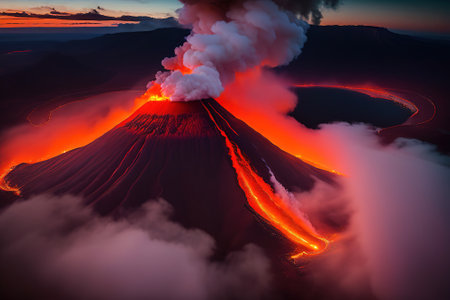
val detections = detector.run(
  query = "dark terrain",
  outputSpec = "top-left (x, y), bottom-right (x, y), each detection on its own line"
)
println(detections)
top-left (4, 99), bottom-right (356, 300)
top-left (0, 24), bottom-right (448, 300)
top-left (1, 25), bottom-right (448, 152)
top-left (280, 26), bottom-right (450, 152)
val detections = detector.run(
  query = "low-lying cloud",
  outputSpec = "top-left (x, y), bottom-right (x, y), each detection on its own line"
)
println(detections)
top-left (217, 68), bottom-right (450, 299)
top-left (0, 195), bottom-right (272, 300)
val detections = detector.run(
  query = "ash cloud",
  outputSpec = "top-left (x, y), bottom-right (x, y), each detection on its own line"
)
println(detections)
top-left (0, 195), bottom-right (272, 300)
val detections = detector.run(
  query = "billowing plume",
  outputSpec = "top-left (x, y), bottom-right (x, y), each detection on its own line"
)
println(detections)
top-left (150, 0), bottom-right (315, 101)
top-left (179, 0), bottom-right (340, 24)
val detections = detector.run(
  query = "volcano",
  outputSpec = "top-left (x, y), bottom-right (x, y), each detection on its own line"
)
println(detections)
top-left (5, 99), bottom-right (343, 287)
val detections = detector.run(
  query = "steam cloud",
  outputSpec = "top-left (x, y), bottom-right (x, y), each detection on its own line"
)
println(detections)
top-left (2, 0), bottom-right (448, 298)
top-left (0, 195), bottom-right (272, 300)
top-left (150, 0), bottom-right (340, 101)
top-left (216, 70), bottom-right (450, 299)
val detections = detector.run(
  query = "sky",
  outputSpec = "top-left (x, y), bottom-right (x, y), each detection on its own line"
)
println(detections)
top-left (0, 0), bottom-right (449, 33)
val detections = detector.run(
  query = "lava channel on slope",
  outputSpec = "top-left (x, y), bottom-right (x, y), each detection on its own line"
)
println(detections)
top-left (4, 92), bottom-right (345, 260)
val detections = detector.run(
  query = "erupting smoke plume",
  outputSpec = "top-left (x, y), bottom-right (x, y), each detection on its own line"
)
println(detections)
top-left (149, 0), bottom-right (340, 101)
top-left (0, 195), bottom-right (272, 300)
top-left (1, 0), bottom-right (448, 298)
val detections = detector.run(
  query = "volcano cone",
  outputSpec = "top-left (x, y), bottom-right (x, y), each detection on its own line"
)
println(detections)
top-left (6, 98), bottom-right (340, 262)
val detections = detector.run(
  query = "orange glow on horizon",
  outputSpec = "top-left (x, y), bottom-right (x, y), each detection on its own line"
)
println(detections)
top-left (0, 16), bottom-right (138, 28)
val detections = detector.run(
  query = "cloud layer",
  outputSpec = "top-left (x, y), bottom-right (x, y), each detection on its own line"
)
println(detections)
top-left (150, 0), bottom-right (309, 101)
top-left (0, 195), bottom-right (272, 300)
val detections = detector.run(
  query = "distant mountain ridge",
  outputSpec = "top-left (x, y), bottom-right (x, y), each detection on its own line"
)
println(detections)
top-left (0, 25), bottom-right (448, 150)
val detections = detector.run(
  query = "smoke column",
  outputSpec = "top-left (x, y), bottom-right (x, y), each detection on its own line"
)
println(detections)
top-left (148, 0), bottom-right (339, 101)
top-left (3, 0), bottom-right (448, 298)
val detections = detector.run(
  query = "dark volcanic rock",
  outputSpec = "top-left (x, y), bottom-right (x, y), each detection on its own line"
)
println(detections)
top-left (6, 99), bottom-right (344, 299)
top-left (7, 99), bottom-right (335, 245)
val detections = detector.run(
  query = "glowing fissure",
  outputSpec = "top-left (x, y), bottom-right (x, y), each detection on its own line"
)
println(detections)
top-left (0, 169), bottom-right (21, 196)
top-left (201, 101), bottom-right (328, 257)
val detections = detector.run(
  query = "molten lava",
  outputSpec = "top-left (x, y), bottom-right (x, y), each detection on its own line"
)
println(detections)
top-left (202, 101), bottom-right (329, 256)
top-left (2, 77), bottom-right (422, 261)
top-left (1, 78), bottom-right (424, 261)
top-left (3, 90), bottom-right (341, 260)
top-left (139, 83), bottom-right (170, 102)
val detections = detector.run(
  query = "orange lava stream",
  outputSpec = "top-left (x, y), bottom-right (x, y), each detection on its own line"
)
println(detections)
top-left (0, 169), bottom-right (21, 196)
top-left (1, 81), bottom-right (333, 259)
top-left (202, 101), bottom-right (329, 258)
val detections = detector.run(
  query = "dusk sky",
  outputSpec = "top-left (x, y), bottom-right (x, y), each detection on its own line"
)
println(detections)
top-left (0, 0), bottom-right (449, 33)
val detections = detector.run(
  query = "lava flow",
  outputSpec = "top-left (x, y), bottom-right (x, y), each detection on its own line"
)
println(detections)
top-left (202, 101), bottom-right (329, 256)
top-left (3, 85), bottom-right (341, 259)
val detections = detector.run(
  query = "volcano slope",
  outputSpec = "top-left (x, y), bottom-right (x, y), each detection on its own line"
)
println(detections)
top-left (5, 99), bottom-right (345, 295)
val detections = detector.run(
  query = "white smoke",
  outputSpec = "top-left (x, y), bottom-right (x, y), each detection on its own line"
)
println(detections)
top-left (150, 0), bottom-right (308, 101)
top-left (0, 195), bottom-right (272, 300)
top-left (319, 124), bottom-right (450, 300)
